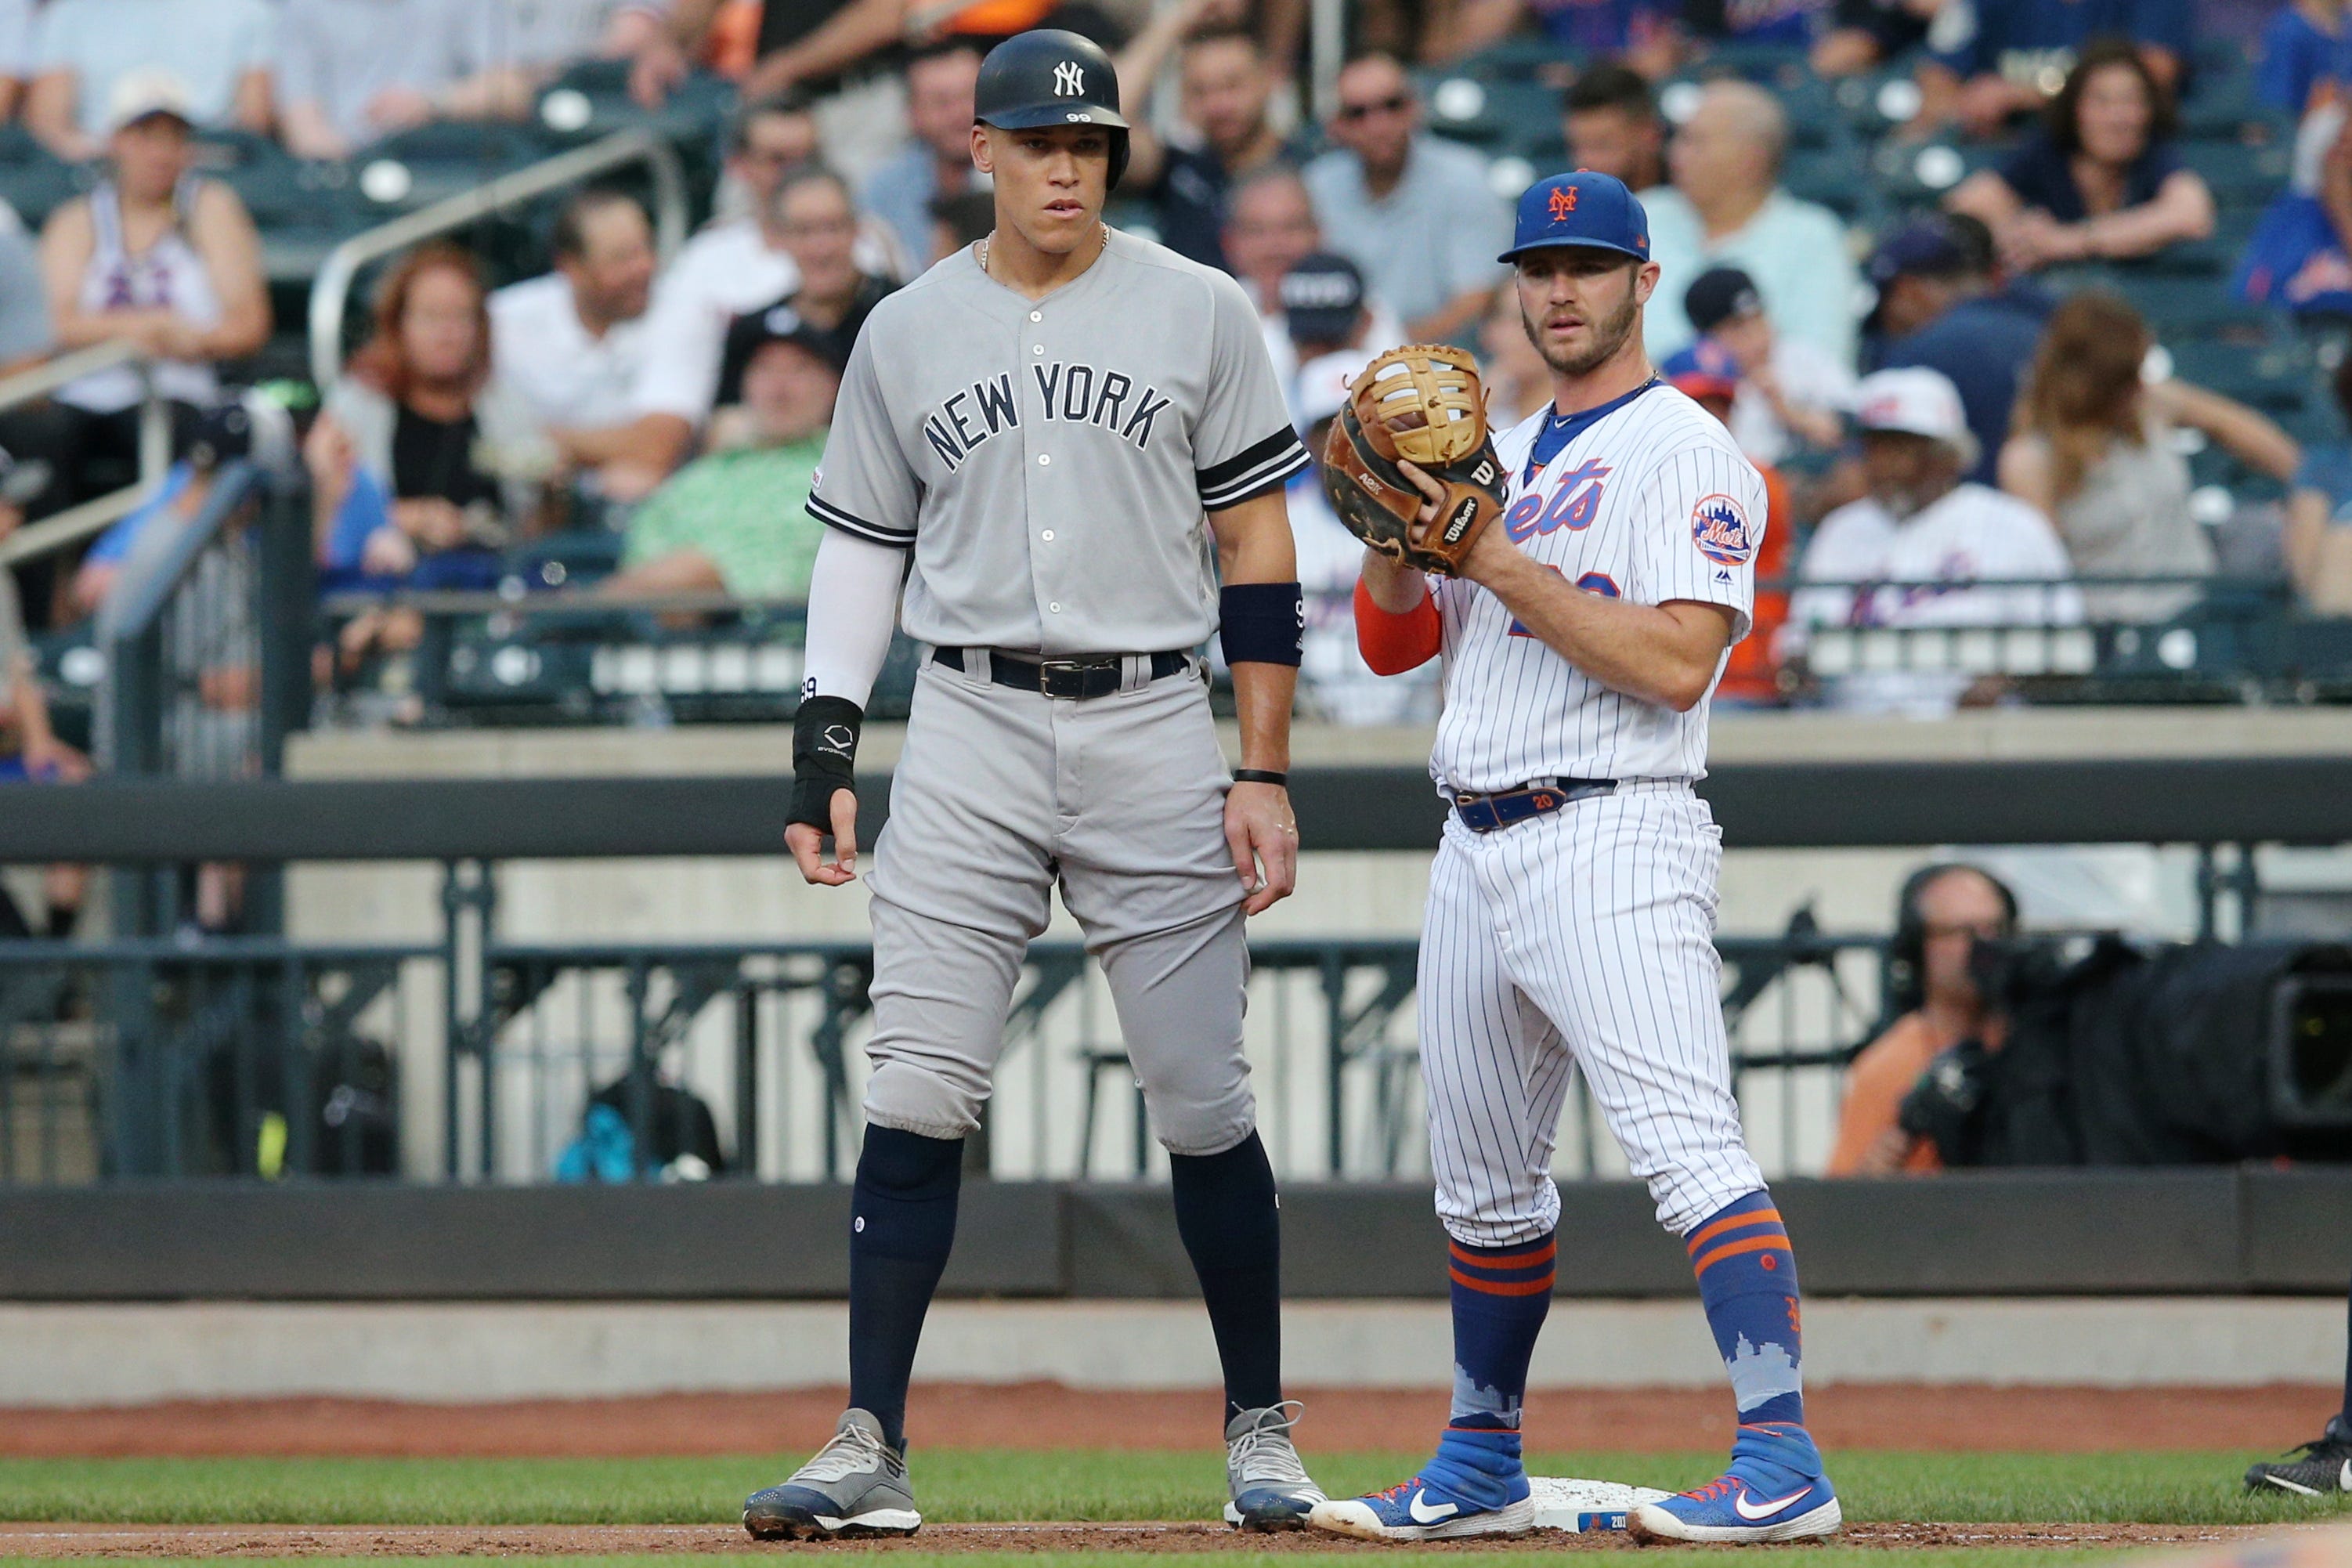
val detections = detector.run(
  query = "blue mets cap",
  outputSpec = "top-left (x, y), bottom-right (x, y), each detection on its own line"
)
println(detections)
top-left (1498, 171), bottom-right (1650, 265)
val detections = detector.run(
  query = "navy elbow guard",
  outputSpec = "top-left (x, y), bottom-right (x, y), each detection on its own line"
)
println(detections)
top-left (789, 693), bottom-right (865, 832)
top-left (1219, 581), bottom-right (1304, 667)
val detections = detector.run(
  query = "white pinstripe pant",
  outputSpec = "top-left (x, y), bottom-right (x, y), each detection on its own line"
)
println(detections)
top-left (1419, 781), bottom-right (1765, 1247)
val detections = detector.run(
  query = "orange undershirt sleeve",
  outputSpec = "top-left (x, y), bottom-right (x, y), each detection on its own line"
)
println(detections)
top-left (1353, 576), bottom-right (1443, 675)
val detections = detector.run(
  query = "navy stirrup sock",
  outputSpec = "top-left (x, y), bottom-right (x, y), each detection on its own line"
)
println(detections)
top-left (1687, 1190), bottom-right (1812, 1445)
top-left (1168, 1130), bottom-right (1284, 1422)
top-left (847, 1125), bottom-right (965, 1451)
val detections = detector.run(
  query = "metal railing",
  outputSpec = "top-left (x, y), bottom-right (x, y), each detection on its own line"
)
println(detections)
top-left (0, 341), bottom-right (170, 569)
top-left (0, 924), bottom-right (1881, 1186)
top-left (306, 126), bottom-right (689, 394)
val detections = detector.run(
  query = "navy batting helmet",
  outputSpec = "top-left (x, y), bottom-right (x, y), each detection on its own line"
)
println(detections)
top-left (972, 28), bottom-right (1130, 188)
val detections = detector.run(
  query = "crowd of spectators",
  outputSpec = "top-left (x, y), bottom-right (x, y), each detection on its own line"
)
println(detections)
top-left (0, 0), bottom-right (2347, 876)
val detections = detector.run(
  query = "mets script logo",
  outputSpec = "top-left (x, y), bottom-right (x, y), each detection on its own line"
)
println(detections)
top-left (1691, 493), bottom-right (1753, 565)
top-left (1505, 457), bottom-right (1610, 541)
top-left (1548, 186), bottom-right (1578, 220)
top-left (1054, 60), bottom-right (1086, 96)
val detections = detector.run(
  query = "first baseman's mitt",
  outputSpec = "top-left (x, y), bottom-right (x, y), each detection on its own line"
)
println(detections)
top-left (1322, 345), bottom-right (1507, 576)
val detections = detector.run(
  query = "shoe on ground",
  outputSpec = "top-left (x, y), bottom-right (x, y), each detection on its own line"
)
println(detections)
top-left (742, 1407), bottom-right (921, 1540)
top-left (1309, 1425), bottom-right (1534, 1541)
top-left (1223, 1401), bottom-right (1327, 1530)
top-left (2245, 1414), bottom-right (2352, 1497)
top-left (1629, 1421), bottom-right (1841, 1545)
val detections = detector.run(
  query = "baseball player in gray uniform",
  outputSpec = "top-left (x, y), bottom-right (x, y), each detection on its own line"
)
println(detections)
top-left (741, 27), bottom-right (1326, 1543)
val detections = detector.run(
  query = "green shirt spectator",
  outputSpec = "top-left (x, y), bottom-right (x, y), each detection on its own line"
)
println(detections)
top-left (603, 313), bottom-right (844, 603)
top-left (620, 435), bottom-right (828, 598)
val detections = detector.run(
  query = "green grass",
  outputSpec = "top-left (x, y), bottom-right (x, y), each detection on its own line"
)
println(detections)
top-left (0, 1451), bottom-right (2345, 1529)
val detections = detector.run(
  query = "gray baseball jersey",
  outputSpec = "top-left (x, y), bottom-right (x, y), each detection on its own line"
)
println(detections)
top-left (807, 228), bottom-right (1310, 652)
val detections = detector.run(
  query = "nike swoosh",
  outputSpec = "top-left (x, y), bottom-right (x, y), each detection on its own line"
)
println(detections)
top-left (1408, 1491), bottom-right (1460, 1523)
top-left (2339, 1458), bottom-right (2350, 1492)
top-left (1733, 1485), bottom-right (1813, 1521)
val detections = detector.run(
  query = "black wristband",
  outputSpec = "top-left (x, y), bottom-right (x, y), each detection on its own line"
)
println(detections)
top-left (1219, 580), bottom-right (1304, 667)
top-left (789, 694), bottom-right (865, 832)
top-left (1231, 768), bottom-right (1288, 787)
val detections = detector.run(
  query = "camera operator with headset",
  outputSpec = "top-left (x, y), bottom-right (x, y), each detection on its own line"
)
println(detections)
top-left (1826, 863), bottom-right (2018, 1176)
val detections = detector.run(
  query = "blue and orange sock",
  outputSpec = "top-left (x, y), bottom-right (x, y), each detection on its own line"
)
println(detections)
top-left (1423, 1232), bottom-right (1552, 1506)
top-left (1687, 1191), bottom-right (1809, 1436)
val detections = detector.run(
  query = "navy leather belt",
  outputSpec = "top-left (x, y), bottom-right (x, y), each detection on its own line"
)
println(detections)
top-left (1453, 777), bottom-right (1617, 833)
top-left (935, 646), bottom-right (1190, 700)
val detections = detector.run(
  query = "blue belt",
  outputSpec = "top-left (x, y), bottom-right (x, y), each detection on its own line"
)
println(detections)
top-left (1452, 777), bottom-right (1616, 833)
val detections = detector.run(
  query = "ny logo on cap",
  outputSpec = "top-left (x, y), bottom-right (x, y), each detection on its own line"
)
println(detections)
top-left (1054, 60), bottom-right (1086, 96)
top-left (1548, 186), bottom-right (1577, 219)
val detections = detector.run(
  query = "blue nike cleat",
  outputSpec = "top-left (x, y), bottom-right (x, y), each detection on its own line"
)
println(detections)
top-left (1629, 1422), bottom-right (1841, 1545)
top-left (1307, 1425), bottom-right (1534, 1541)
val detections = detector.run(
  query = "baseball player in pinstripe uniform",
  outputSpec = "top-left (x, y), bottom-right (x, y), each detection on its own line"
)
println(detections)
top-left (741, 27), bottom-right (1327, 1543)
top-left (1310, 172), bottom-right (1840, 1545)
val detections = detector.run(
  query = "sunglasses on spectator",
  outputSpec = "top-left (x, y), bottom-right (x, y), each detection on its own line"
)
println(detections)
top-left (1337, 93), bottom-right (1410, 121)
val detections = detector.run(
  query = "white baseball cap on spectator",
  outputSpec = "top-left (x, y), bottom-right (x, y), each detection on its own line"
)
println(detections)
top-left (1852, 366), bottom-right (1978, 472)
top-left (1297, 347), bottom-right (1377, 432)
top-left (105, 67), bottom-right (197, 135)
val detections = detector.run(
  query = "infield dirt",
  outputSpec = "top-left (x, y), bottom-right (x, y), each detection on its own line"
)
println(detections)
top-left (0, 1523), bottom-right (2303, 1558)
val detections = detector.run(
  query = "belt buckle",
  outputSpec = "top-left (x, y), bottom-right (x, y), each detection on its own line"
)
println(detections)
top-left (1035, 656), bottom-right (1112, 699)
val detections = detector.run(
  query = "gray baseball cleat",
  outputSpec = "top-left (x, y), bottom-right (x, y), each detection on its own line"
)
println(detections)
top-left (2245, 1414), bottom-right (2352, 1497)
top-left (1223, 1401), bottom-right (1327, 1530)
top-left (742, 1408), bottom-right (922, 1539)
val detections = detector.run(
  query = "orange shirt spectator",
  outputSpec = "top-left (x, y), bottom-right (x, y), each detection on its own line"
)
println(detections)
top-left (1662, 347), bottom-right (1787, 703)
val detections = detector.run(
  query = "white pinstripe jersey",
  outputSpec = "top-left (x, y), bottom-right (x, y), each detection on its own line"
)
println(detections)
top-left (1428, 381), bottom-right (1765, 793)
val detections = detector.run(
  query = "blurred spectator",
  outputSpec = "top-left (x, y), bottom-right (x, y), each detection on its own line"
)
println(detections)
top-left (1563, 64), bottom-right (1667, 196)
top-left (1643, 81), bottom-right (1862, 366)
top-left (276, 0), bottom-right (522, 161)
top-left (2285, 352), bottom-right (2352, 608)
top-left (1269, 252), bottom-right (1401, 423)
top-left (1223, 164), bottom-right (1323, 316)
top-left (1679, 265), bottom-right (1852, 466)
top-left (619, 99), bottom-right (892, 478)
top-left (603, 315), bottom-right (840, 602)
top-left (2000, 292), bottom-right (2295, 620)
top-left (38, 83), bottom-right (269, 497)
top-left (1787, 367), bottom-right (2080, 714)
top-left (70, 393), bottom-right (290, 616)
top-left (307, 243), bottom-right (551, 665)
top-left (2237, 102), bottom-right (2352, 317)
top-left (1947, 42), bottom-right (2213, 273)
top-left (1826, 863), bottom-right (2017, 1176)
top-left (1917, 0), bottom-right (2191, 141)
top-left (2256, 0), bottom-right (2347, 114)
top-left (23, 2), bottom-right (273, 164)
top-left (1865, 213), bottom-right (2050, 485)
top-left (927, 187), bottom-right (997, 262)
top-left (1665, 341), bottom-right (1793, 706)
top-left (1422, 0), bottom-right (1680, 78)
top-left (490, 1), bottom-right (689, 104)
top-left (490, 189), bottom-right (661, 498)
top-left (1476, 278), bottom-right (1551, 428)
top-left (1682, 0), bottom-right (1833, 52)
top-left (0, 458), bottom-right (89, 941)
top-left (1302, 53), bottom-right (1510, 344)
top-left (1812, 0), bottom-right (1942, 77)
top-left (860, 42), bottom-right (985, 273)
top-left (1119, 9), bottom-right (1307, 270)
top-left (711, 168), bottom-right (894, 410)
top-left (0, 0), bottom-right (31, 123)
top-left (1289, 346), bottom-right (1440, 724)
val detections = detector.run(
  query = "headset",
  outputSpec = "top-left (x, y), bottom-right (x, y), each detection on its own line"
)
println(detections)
top-left (1883, 862), bottom-right (2019, 1018)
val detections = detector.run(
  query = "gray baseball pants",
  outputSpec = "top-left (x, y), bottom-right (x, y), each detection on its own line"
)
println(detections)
top-left (860, 652), bottom-right (1257, 1156)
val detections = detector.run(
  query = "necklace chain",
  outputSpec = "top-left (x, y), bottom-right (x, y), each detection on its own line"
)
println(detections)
top-left (978, 223), bottom-right (1109, 279)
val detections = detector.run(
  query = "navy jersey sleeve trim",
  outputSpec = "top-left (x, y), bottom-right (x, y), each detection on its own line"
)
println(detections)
top-left (1199, 428), bottom-right (1312, 510)
top-left (807, 492), bottom-right (915, 547)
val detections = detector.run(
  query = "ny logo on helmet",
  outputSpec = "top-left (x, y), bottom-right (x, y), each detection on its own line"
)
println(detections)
top-left (1054, 60), bottom-right (1086, 96)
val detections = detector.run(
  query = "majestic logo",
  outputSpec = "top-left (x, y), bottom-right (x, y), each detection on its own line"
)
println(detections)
top-left (1691, 493), bottom-right (1754, 565)
top-left (1408, 1492), bottom-right (1459, 1524)
top-left (1053, 60), bottom-right (1086, 96)
top-left (1548, 186), bottom-right (1577, 220)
